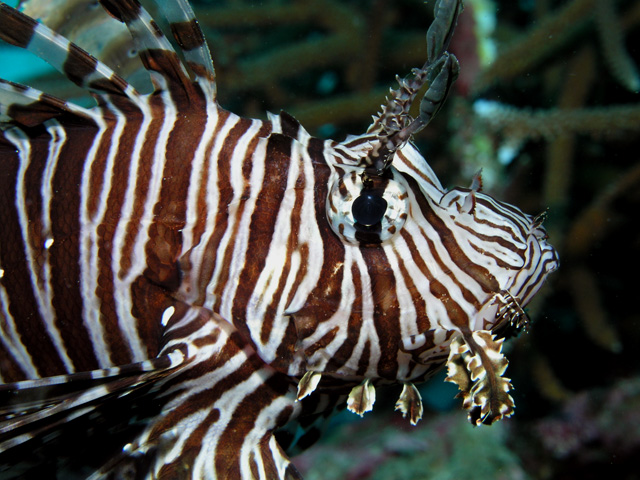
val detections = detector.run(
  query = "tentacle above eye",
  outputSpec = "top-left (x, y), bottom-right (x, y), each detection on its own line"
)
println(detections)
top-left (366, 0), bottom-right (462, 172)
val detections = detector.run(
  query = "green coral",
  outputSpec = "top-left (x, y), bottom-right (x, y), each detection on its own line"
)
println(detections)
top-left (298, 410), bottom-right (528, 480)
top-left (371, 417), bottom-right (527, 480)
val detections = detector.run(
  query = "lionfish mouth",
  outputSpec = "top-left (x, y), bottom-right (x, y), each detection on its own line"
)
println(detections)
top-left (493, 290), bottom-right (530, 333)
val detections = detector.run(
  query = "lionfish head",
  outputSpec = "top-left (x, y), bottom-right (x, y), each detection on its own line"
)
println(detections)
top-left (439, 184), bottom-right (559, 325)
top-left (303, 0), bottom-right (559, 425)
top-left (318, 135), bottom-right (560, 422)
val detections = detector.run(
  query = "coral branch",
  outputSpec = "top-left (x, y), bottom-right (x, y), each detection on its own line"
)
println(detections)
top-left (594, 0), bottom-right (640, 92)
top-left (473, 0), bottom-right (597, 92)
top-left (474, 101), bottom-right (640, 142)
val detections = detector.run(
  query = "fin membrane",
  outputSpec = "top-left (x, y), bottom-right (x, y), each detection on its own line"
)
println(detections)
top-left (0, 350), bottom-right (185, 452)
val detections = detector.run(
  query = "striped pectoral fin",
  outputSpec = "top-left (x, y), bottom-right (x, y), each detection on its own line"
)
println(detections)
top-left (110, 304), bottom-right (304, 480)
top-left (0, 350), bottom-right (186, 454)
top-left (445, 330), bottom-right (515, 425)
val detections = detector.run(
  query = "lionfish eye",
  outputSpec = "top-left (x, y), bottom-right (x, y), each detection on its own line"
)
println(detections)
top-left (352, 192), bottom-right (387, 227)
top-left (327, 170), bottom-right (409, 245)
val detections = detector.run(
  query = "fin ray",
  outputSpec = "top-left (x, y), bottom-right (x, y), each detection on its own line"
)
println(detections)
top-left (0, 3), bottom-right (138, 100)
top-left (99, 0), bottom-right (194, 94)
top-left (0, 351), bottom-right (185, 452)
top-left (0, 78), bottom-right (94, 126)
top-left (159, 0), bottom-right (216, 94)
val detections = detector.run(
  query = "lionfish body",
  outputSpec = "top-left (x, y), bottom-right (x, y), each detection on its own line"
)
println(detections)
top-left (0, 0), bottom-right (558, 478)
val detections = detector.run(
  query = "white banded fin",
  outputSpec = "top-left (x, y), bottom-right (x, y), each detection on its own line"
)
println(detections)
top-left (347, 379), bottom-right (376, 417)
top-left (395, 383), bottom-right (423, 425)
top-left (296, 370), bottom-right (321, 401)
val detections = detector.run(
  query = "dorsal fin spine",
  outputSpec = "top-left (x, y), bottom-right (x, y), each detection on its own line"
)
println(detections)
top-left (0, 79), bottom-right (96, 126)
top-left (99, 0), bottom-right (194, 95)
top-left (157, 0), bottom-right (217, 98)
top-left (0, 3), bottom-right (138, 101)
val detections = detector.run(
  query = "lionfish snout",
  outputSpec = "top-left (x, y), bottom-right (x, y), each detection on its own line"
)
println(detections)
top-left (529, 211), bottom-right (560, 273)
top-left (509, 217), bottom-right (559, 309)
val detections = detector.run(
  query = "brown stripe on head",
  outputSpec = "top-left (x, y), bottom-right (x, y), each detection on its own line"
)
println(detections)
top-left (406, 175), bottom-right (500, 295)
top-left (429, 278), bottom-right (470, 330)
top-left (391, 241), bottom-right (430, 333)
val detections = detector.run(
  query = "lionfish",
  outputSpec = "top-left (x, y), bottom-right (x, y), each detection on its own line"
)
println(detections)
top-left (0, 0), bottom-right (559, 478)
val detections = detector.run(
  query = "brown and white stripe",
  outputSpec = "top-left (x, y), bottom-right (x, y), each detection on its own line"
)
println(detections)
top-left (0, 0), bottom-right (558, 478)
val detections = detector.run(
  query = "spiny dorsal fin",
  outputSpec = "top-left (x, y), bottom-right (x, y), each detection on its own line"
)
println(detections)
top-left (99, 0), bottom-right (195, 96)
top-left (157, 0), bottom-right (217, 96)
top-left (0, 3), bottom-right (138, 100)
top-left (0, 79), bottom-right (94, 126)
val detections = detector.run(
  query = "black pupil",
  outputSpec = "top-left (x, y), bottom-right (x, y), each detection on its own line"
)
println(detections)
top-left (352, 192), bottom-right (387, 227)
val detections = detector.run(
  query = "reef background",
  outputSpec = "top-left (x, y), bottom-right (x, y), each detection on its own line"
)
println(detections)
top-left (1, 0), bottom-right (639, 478)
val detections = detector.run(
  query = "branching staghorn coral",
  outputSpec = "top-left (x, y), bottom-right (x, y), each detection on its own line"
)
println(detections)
top-left (470, 1), bottom-right (640, 421)
top-left (594, 0), bottom-right (640, 92)
top-left (473, 101), bottom-right (640, 143)
top-left (474, 0), bottom-right (640, 93)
